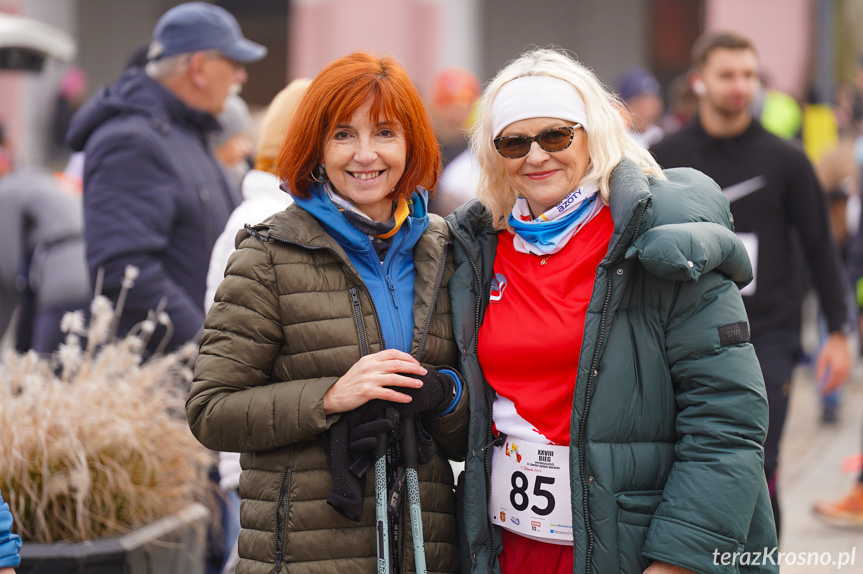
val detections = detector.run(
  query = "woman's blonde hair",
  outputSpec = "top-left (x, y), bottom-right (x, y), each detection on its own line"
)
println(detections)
top-left (470, 48), bottom-right (665, 230)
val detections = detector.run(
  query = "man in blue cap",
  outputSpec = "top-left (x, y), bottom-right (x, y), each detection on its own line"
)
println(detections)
top-left (617, 66), bottom-right (665, 147)
top-left (67, 3), bottom-right (266, 352)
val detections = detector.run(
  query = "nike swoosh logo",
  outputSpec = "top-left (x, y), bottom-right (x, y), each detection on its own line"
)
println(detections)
top-left (721, 176), bottom-right (766, 203)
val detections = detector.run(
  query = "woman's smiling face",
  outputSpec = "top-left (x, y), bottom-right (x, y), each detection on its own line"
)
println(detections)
top-left (499, 117), bottom-right (589, 216)
top-left (323, 99), bottom-right (407, 223)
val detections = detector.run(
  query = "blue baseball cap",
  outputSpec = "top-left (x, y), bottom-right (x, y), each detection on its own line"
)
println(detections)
top-left (617, 67), bottom-right (661, 102)
top-left (149, 2), bottom-right (267, 63)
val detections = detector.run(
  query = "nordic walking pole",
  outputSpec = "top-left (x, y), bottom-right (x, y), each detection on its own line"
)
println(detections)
top-left (375, 434), bottom-right (390, 574)
top-left (402, 415), bottom-right (427, 574)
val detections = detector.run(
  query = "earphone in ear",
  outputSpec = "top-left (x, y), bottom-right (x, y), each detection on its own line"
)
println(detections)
top-left (692, 79), bottom-right (707, 96)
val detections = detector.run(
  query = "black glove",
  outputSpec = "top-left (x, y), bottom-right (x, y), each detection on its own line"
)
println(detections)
top-left (347, 401), bottom-right (399, 476)
top-left (324, 401), bottom-right (399, 522)
top-left (413, 416), bottom-right (435, 466)
top-left (391, 367), bottom-right (456, 419)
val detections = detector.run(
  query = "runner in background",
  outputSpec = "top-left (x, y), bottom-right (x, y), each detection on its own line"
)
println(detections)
top-left (651, 31), bottom-right (853, 539)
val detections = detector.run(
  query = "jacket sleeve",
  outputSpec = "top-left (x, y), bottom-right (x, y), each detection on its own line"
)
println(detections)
top-left (420, 367), bottom-right (469, 462)
top-left (187, 238), bottom-right (341, 453)
top-left (784, 150), bottom-right (849, 332)
top-left (0, 489), bottom-right (22, 569)
top-left (641, 271), bottom-right (774, 574)
top-left (83, 126), bottom-right (204, 345)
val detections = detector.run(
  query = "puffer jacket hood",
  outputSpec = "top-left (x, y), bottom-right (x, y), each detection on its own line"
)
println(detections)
top-left (67, 67), bottom-right (220, 152)
top-left (618, 164), bottom-right (753, 286)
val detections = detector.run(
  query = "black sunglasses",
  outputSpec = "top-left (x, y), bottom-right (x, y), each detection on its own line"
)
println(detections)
top-left (493, 125), bottom-right (582, 159)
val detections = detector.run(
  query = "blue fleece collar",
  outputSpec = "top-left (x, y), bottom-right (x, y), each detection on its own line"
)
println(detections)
top-left (294, 184), bottom-right (429, 255)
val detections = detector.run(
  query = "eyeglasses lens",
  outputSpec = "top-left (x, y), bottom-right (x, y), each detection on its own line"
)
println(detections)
top-left (494, 127), bottom-right (574, 158)
top-left (540, 129), bottom-right (571, 150)
top-left (495, 138), bottom-right (528, 158)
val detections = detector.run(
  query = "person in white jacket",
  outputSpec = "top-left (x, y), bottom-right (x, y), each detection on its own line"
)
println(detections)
top-left (204, 77), bottom-right (311, 574)
top-left (205, 78), bottom-right (312, 310)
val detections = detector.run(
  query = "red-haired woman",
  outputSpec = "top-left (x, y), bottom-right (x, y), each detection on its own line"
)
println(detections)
top-left (186, 52), bottom-right (466, 574)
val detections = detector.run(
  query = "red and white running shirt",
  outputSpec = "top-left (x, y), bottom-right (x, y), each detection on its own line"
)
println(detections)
top-left (478, 207), bottom-right (613, 446)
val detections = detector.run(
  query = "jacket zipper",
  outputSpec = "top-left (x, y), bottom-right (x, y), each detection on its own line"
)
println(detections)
top-left (452, 230), bottom-right (496, 569)
top-left (349, 287), bottom-right (370, 355)
top-left (577, 273), bottom-right (610, 574)
top-left (415, 240), bottom-right (451, 362)
top-left (386, 276), bottom-right (399, 308)
top-left (577, 205), bottom-right (646, 574)
top-left (382, 228), bottom-right (410, 350)
top-left (274, 467), bottom-right (291, 572)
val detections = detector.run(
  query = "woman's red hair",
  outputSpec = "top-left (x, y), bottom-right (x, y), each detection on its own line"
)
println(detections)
top-left (278, 52), bottom-right (441, 200)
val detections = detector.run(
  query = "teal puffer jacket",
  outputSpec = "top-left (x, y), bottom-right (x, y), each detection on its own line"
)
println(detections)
top-left (446, 159), bottom-right (778, 574)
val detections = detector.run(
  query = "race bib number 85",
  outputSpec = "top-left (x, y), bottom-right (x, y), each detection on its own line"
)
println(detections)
top-left (489, 439), bottom-right (573, 545)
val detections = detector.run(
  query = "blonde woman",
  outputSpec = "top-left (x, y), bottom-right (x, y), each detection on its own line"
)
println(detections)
top-left (446, 48), bottom-right (777, 573)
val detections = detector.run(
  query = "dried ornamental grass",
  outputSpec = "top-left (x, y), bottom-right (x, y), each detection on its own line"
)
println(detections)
top-left (0, 266), bottom-right (216, 542)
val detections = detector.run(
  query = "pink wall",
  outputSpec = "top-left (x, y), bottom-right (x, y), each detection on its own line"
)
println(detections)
top-left (289, 0), bottom-right (439, 97)
top-left (706, 0), bottom-right (812, 99)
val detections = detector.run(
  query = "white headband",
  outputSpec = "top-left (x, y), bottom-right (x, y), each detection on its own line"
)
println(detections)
top-left (491, 75), bottom-right (588, 137)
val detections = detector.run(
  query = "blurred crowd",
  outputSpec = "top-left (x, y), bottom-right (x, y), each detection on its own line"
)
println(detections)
top-left (4, 2), bottom-right (863, 574)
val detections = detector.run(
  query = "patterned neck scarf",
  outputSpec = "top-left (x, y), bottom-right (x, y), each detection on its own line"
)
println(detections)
top-left (508, 181), bottom-right (603, 256)
top-left (325, 183), bottom-right (411, 261)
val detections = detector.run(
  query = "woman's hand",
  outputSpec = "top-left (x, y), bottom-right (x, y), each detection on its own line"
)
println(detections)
top-left (643, 561), bottom-right (695, 574)
top-left (323, 349), bottom-right (427, 415)
top-left (0, 568), bottom-right (16, 574)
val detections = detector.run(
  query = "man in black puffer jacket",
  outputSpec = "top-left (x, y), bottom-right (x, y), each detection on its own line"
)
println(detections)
top-left (67, 3), bottom-right (265, 351)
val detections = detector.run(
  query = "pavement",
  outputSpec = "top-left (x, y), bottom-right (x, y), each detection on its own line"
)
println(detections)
top-left (778, 364), bottom-right (863, 573)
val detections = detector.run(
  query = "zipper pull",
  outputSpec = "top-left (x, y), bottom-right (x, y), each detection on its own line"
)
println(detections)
top-left (480, 433), bottom-right (506, 452)
top-left (386, 276), bottom-right (398, 308)
top-left (350, 287), bottom-right (360, 306)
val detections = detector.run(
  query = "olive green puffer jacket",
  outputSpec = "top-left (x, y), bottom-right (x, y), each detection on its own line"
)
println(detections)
top-left (446, 159), bottom-right (778, 574)
top-left (187, 205), bottom-right (468, 574)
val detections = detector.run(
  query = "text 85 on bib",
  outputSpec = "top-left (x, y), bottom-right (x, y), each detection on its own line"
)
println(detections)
top-left (489, 439), bottom-right (573, 545)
